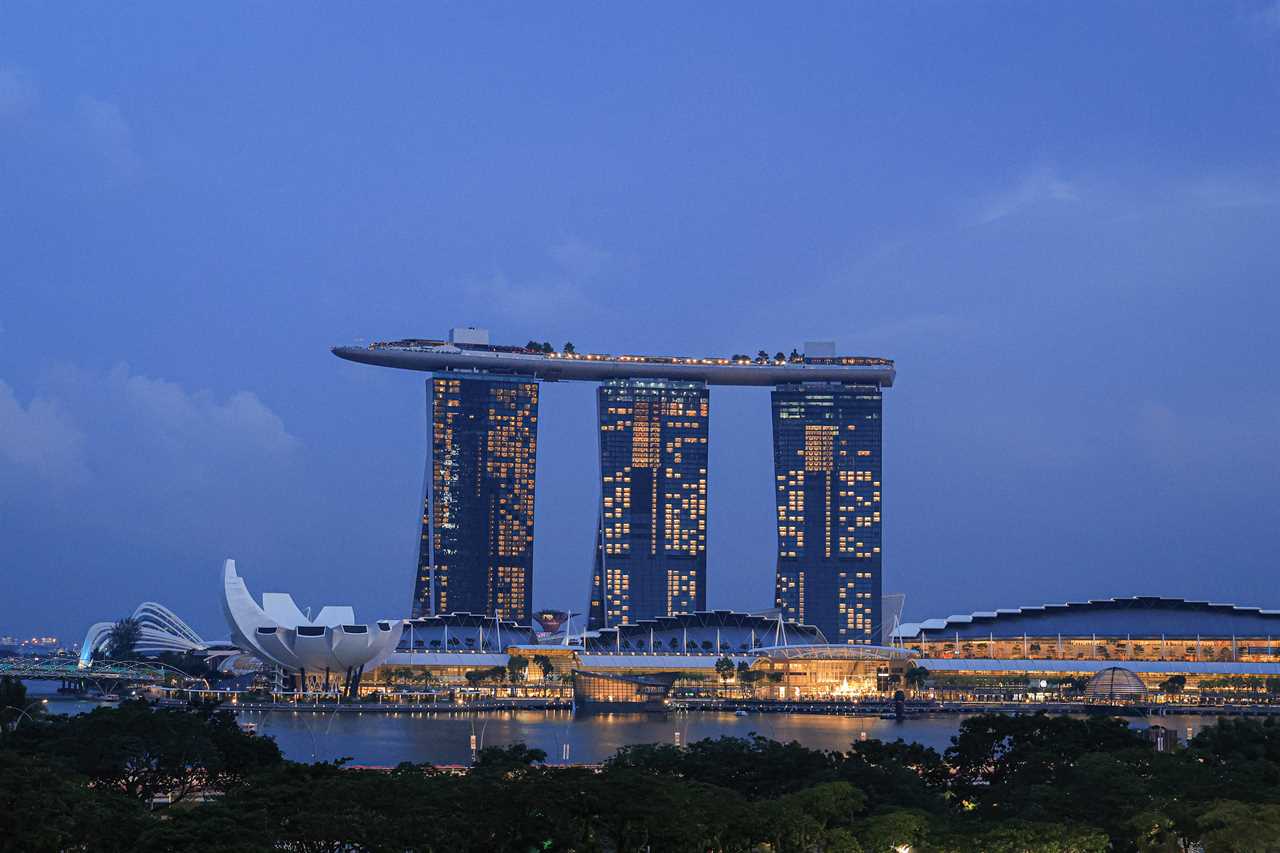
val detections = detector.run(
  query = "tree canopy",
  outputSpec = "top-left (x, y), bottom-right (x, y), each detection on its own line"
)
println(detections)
top-left (4, 704), bottom-right (1280, 851)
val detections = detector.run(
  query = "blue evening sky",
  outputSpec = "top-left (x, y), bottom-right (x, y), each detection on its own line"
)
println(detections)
top-left (2, 3), bottom-right (1279, 641)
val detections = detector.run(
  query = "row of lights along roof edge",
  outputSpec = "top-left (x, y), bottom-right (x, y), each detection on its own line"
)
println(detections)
top-left (347, 340), bottom-right (895, 367)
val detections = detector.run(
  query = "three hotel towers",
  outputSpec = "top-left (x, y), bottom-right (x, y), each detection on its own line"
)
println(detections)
top-left (333, 329), bottom-right (893, 645)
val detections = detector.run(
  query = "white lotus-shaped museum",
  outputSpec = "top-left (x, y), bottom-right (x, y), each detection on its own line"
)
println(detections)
top-left (221, 559), bottom-right (403, 687)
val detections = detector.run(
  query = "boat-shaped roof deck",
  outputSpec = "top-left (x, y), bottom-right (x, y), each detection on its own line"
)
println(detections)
top-left (333, 339), bottom-right (895, 387)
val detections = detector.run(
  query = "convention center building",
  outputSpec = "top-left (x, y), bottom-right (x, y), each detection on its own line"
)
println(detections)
top-left (893, 596), bottom-right (1280, 689)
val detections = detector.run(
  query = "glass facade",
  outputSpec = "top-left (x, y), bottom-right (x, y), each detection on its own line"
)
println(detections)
top-left (903, 635), bottom-right (1280, 663)
top-left (413, 375), bottom-right (538, 623)
top-left (772, 382), bottom-right (883, 645)
top-left (589, 379), bottom-right (709, 629)
top-left (573, 670), bottom-right (676, 711)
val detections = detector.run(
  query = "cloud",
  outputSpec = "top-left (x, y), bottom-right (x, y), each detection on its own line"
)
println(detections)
top-left (463, 239), bottom-right (609, 322)
top-left (0, 364), bottom-right (305, 637)
top-left (0, 380), bottom-right (88, 485)
top-left (973, 167), bottom-right (1080, 225)
top-left (76, 95), bottom-right (140, 180)
top-left (0, 364), bottom-right (297, 501)
top-left (0, 67), bottom-right (37, 120)
top-left (1251, 0), bottom-right (1280, 35)
top-left (102, 365), bottom-right (297, 458)
top-left (549, 236), bottom-right (610, 279)
top-left (466, 270), bottom-right (587, 321)
top-left (1181, 173), bottom-right (1280, 210)
top-left (1134, 397), bottom-right (1280, 476)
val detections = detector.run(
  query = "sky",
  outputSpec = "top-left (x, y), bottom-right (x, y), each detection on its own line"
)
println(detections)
top-left (2, 3), bottom-right (1279, 643)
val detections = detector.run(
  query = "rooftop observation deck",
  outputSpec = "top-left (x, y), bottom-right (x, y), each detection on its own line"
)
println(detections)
top-left (332, 339), bottom-right (896, 387)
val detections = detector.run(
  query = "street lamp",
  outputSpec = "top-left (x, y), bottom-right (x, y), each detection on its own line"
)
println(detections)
top-left (2, 699), bottom-right (48, 731)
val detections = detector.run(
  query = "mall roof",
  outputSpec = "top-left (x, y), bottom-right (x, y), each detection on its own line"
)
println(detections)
top-left (587, 610), bottom-right (828, 650)
top-left (918, 658), bottom-right (1280, 676)
top-left (894, 597), bottom-right (1280, 641)
top-left (332, 340), bottom-right (895, 387)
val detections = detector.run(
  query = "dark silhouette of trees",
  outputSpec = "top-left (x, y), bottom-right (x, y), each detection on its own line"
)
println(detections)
top-left (505, 654), bottom-right (529, 683)
top-left (714, 655), bottom-right (736, 682)
top-left (105, 617), bottom-right (142, 661)
top-left (0, 677), bottom-right (45, 731)
top-left (7, 705), bottom-right (1280, 850)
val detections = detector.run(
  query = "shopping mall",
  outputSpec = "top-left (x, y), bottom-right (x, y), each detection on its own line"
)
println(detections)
top-left (893, 596), bottom-right (1280, 693)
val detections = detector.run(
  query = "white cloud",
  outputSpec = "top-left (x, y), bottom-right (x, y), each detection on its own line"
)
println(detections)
top-left (466, 270), bottom-right (587, 321)
top-left (0, 364), bottom-right (297, 499)
top-left (0, 380), bottom-right (88, 485)
top-left (0, 67), bottom-right (37, 120)
top-left (1181, 173), bottom-right (1280, 210)
top-left (76, 95), bottom-right (140, 180)
top-left (974, 167), bottom-right (1080, 225)
top-left (463, 241), bottom-right (612, 323)
top-left (104, 364), bottom-right (297, 457)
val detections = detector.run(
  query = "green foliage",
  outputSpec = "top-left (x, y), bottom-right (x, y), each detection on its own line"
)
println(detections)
top-left (532, 654), bottom-right (555, 679)
top-left (0, 750), bottom-right (147, 853)
top-left (904, 665), bottom-right (929, 689)
top-left (472, 742), bottom-right (546, 774)
top-left (105, 616), bottom-right (142, 661)
top-left (932, 819), bottom-right (1111, 852)
top-left (464, 666), bottom-right (506, 685)
top-left (13, 705), bottom-right (1280, 850)
top-left (505, 654), bottom-right (529, 683)
top-left (2, 700), bottom-right (282, 808)
top-left (858, 809), bottom-right (931, 851)
top-left (714, 655), bottom-right (736, 681)
top-left (0, 676), bottom-right (45, 731)
top-left (1195, 800), bottom-right (1280, 852)
top-left (1158, 673), bottom-right (1186, 695)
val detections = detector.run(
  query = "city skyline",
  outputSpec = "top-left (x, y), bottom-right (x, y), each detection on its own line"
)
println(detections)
top-left (3, 4), bottom-right (1279, 641)
top-left (350, 330), bottom-right (894, 639)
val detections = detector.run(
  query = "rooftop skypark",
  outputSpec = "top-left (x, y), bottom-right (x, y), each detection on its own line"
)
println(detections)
top-left (332, 328), bottom-right (895, 387)
top-left (334, 327), bottom-right (892, 646)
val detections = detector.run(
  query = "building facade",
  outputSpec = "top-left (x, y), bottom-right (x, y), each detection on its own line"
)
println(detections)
top-left (772, 382), bottom-right (884, 645)
top-left (413, 374), bottom-right (538, 622)
top-left (893, 597), bottom-right (1280, 663)
top-left (589, 379), bottom-right (709, 628)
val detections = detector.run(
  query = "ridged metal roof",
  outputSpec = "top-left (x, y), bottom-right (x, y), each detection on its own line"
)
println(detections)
top-left (894, 596), bottom-right (1280, 640)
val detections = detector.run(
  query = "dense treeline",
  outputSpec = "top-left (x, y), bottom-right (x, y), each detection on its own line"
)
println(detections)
top-left (4, 693), bottom-right (1280, 851)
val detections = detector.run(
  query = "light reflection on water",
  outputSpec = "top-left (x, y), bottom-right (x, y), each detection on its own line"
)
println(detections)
top-left (20, 680), bottom-right (120, 717)
top-left (21, 681), bottom-right (1224, 766)
top-left (230, 708), bottom-right (1223, 766)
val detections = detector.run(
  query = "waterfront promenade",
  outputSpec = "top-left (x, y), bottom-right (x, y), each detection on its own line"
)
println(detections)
top-left (151, 690), bottom-right (1280, 719)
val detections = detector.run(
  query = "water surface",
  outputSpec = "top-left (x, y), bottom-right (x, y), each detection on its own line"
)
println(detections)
top-left (232, 707), bottom-right (1219, 766)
